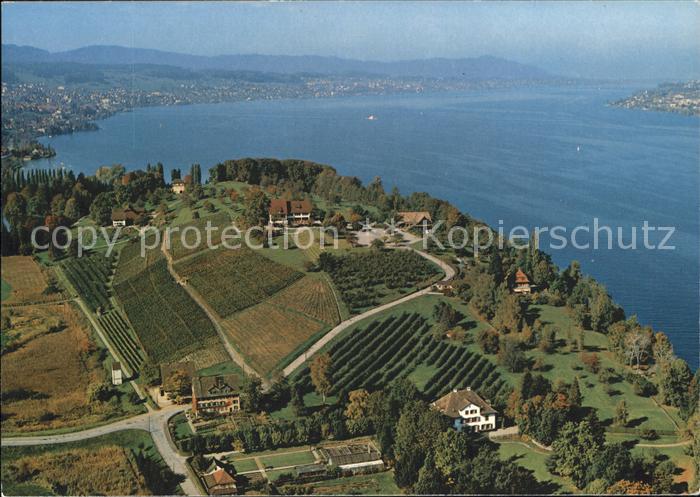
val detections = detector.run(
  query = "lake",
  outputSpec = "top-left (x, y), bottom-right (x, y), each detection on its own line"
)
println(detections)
top-left (33, 86), bottom-right (699, 367)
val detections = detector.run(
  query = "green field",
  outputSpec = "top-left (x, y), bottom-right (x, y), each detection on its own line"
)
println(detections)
top-left (496, 441), bottom-right (575, 493)
top-left (464, 304), bottom-right (680, 433)
top-left (1, 278), bottom-right (11, 301)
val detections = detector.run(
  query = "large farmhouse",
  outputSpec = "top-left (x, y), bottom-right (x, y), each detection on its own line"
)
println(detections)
top-left (268, 199), bottom-right (313, 226)
top-left (192, 374), bottom-right (241, 417)
top-left (432, 387), bottom-right (498, 432)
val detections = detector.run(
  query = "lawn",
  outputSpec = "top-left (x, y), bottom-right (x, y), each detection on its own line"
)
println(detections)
top-left (0, 430), bottom-right (179, 496)
top-left (463, 304), bottom-right (679, 433)
top-left (1, 277), bottom-right (12, 301)
top-left (496, 440), bottom-right (575, 493)
top-left (260, 450), bottom-right (316, 469)
top-left (226, 445), bottom-right (317, 473)
top-left (1, 302), bottom-right (144, 435)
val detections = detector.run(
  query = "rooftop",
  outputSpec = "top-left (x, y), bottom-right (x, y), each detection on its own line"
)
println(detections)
top-left (193, 374), bottom-right (241, 399)
top-left (432, 387), bottom-right (497, 418)
top-left (319, 443), bottom-right (382, 467)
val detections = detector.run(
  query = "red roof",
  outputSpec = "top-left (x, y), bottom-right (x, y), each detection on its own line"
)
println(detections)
top-left (269, 199), bottom-right (312, 215)
top-left (515, 268), bottom-right (530, 284)
top-left (269, 198), bottom-right (289, 216)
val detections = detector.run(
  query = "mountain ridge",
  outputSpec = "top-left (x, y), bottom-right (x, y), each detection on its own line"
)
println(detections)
top-left (2, 44), bottom-right (554, 79)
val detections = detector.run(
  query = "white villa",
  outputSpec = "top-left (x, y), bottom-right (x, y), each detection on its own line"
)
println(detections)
top-left (432, 387), bottom-right (498, 432)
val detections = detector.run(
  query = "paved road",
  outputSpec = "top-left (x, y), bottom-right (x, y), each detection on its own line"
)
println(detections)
top-left (282, 234), bottom-right (456, 377)
top-left (2, 405), bottom-right (201, 495)
top-left (160, 235), bottom-right (263, 384)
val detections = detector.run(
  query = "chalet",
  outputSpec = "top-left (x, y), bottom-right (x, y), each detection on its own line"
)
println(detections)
top-left (397, 211), bottom-right (432, 229)
top-left (172, 179), bottom-right (186, 194)
top-left (268, 199), bottom-right (313, 226)
top-left (201, 466), bottom-right (237, 495)
top-left (111, 207), bottom-right (144, 227)
top-left (318, 442), bottom-right (384, 472)
top-left (513, 268), bottom-right (533, 294)
top-left (192, 374), bottom-right (241, 417)
top-left (432, 387), bottom-right (497, 432)
top-left (111, 362), bottom-right (123, 386)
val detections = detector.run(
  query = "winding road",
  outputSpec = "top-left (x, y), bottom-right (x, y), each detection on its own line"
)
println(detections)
top-left (2, 405), bottom-right (201, 495)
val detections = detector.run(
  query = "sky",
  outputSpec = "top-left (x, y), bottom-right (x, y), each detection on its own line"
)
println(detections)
top-left (2, 1), bottom-right (699, 79)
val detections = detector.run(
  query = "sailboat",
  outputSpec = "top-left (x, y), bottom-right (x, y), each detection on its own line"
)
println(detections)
top-left (366, 115), bottom-right (377, 121)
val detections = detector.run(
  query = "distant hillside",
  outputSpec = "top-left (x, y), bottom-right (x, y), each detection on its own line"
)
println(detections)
top-left (2, 44), bottom-right (554, 80)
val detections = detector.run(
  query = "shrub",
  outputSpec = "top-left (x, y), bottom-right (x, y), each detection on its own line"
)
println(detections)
top-left (639, 428), bottom-right (658, 440)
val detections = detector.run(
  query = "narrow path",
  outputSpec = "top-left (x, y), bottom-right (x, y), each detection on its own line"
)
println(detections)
top-left (54, 265), bottom-right (149, 404)
top-left (254, 456), bottom-right (269, 482)
top-left (636, 439), bottom-right (692, 448)
top-left (160, 234), bottom-right (264, 384)
top-left (1, 405), bottom-right (200, 495)
top-left (282, 232), bottom-right (455, 377)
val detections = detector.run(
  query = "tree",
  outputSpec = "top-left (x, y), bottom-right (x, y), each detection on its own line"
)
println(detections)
top-left (309, 353), bottom-right (333, 404)
top-left (497, 337), bottom-right (527, 372)
top-left (606, 480), bottom-right (653, 494)
top-left (549, 419), bottom-right (605, 488)
top-left (652, 460), bottom-right (676, 494)
top-left (64, 197), bottom-right (81, 221)
top-left (614, 399), bottom-right (629, 427)
top-left (242, 376), bottom-right (263, 413)
top-left (370, 238), bottom-right (385, 251)
top-left (290, 383), bottom-right (306, 417)
top-left (581, 352), bottom-right (601, 373)
top-left (344, 389), bottom-right (370, 420)
top-left (492, 294), bottom-right (524, 334)
top-left (624, 325), bottom-right (652, 370)
top-left (167, 370), bottom-right (192, 397)
top-left (539, 325), bottom-right (558, 353)
top-left (658, 358), bottom-right (692, 409)
top-left (413, 454), bottom-right (446, 494)
top-left (242, 189), bottom-right (268, 227)
top-left (477, 328), bottom-right (500, 354)
top-left (90, 192), bottom-right (115, 226)
top-left (652, 331), bottom-right (674, 367)
top-left (568, 377), bottom-right (582, 407)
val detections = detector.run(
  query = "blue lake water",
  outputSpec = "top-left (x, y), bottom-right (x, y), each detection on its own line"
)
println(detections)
top-left (33, 86), bottom-right (699, 367)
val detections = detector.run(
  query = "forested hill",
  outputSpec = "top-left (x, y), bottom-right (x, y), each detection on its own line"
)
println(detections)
top-left (2, 44), bottom-right (554, 80)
